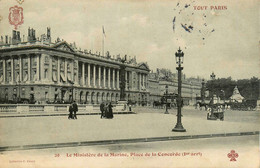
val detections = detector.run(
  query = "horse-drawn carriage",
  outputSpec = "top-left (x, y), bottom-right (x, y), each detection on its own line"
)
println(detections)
top-left (207, 104), bottom-right (225, 121)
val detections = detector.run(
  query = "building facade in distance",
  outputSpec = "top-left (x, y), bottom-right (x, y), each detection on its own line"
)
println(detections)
top-left (148, 68), bottom-right (202, 105)
top-left (0, 28), bottom-right (150, 104)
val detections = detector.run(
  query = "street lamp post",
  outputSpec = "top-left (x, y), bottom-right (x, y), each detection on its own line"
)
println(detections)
top-left (71, 82), bottom-right (74, 103)
top-left (172, 47), bottom-right (186, 132)
top-left (17, 80), bottom-right (21, 103)
top-left (165, 85), bottom-right (169, 114)
top-left (208, 72), bottom-right (217, 120)
top-left (201, 79), bottom-right (205, 103)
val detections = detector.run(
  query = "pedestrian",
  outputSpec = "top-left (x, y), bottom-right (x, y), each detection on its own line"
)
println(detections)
top-left (104, 103), bottom-right (108, 118)
top-left (68, 103), bottom-right (73, 119)
top-left (100, 102), bottom-right (105, 118)
top-left (72, 101), bottom-right (78, 119)
top-left (129, 104), bottom-right (132, 111)
top-left (106, 102), bottom-right (114, 119)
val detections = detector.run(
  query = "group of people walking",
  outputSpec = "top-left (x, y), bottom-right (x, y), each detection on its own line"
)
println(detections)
top-left (100, 102), bottom-right (114, 119)
top-left (68, 101), bottom-right (114, 119)
top-left (68, 101), bottom-right (78, 120)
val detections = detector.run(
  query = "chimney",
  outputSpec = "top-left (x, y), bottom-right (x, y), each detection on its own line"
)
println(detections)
top-left (32, 29), bottom-right (36, 40)
top-left (5, 35), bottom-right (8, 44)
top-left (1, 36), bottom-right (3, 43)
top-left (17, 31), bottom-right (21, 41)
top-left (12, 30), bottom-right (17, 40)
top-left (47, 27), bottom-right (51, 38)
top-left (28, 27), bottom-right (31, 41)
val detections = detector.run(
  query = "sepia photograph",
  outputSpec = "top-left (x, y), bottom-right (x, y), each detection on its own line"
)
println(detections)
top-left (0, 0), bottom-right (259, 167)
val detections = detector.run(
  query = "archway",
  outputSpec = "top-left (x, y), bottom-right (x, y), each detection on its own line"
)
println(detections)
top-left (85, 92), bottom-right (89, 104)
top-left (111, 93), bottom-right (114, 103)
top-left (79, 91), bottom-right (84, 103)
top-left (106, 93), bottom-right (110, 102)
top-left (91, 92), bottom-right (95, 104)
top-left (101, 92), bottom-right (105, 102)
top-left (115, 93), bottom-right (119, 102)
top-left (96, 92), bottom-right (100, 104)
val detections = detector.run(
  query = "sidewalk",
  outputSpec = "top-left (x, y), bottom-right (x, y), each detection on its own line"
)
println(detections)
top-left (0, 110), bottom-right (134, 118)
top-left (0, 107), bottom-right (259, 151)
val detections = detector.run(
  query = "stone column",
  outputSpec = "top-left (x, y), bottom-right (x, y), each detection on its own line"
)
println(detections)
top-left (103, 67), bottom-right (106, 88)
top-left (108, 67), bottom-right (111, 89)
top-left (57, 57), bottom-right (60, 83)
top-left (139, 73), bottom-right (141, 90)
top-left (131, 71), bottom-right (134, 90)
top-left (11, 57), bottom-right (14, 83)
top-left (48, 56), bottom-right (52, 81)
top-left (87, 63), bottom-right (90, 87)
top-left (3, 59), bottom-right (6, 83)
top-left (40, 54), bottom-right (44, 81)
top-left (112, 68), bottom-right (115, 89)
top-left (19, 55), bottom-right (22, 82)
top-left (117, 69), bottom-right (119, 90)
top-left (64, 59), bottom-right (68, 83)
top-left (93, 64), bottom-right (96, 87)
top-left (75, 60), bottom-right (79, 85)
top-left (125, 71), bottom-right (128, 90)
top-left (98, 66), bottom-right (101, 88)
top-left (142, 74), bottom-right (145, 88)
top-left (82, 62), bottom-right (85, 85)
top-left (128, 71), bottom-right (132, 90)
top-left (145, 74), bottom-right (148, 89)
top-left (27, 55), bottom-right (31, 82)
top-left (36, 54), bottom-right (40, 81)
top-left (71, 59), bottom-right (74, 82)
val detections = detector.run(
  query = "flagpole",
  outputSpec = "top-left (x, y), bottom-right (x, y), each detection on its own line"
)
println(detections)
top-left (102, 32), bottom-right (104, 56)
top-left (102, 26), bottom-right (105, 56)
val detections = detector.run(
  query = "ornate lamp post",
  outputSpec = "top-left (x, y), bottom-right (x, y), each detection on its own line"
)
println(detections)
top-left (172, 47), bottom-right (186, 132)
top-left (17, 80), bottom-right (21, 103)
top-left (71, 81), bottom-right (74, 103)
top-left (201, 79), bottom-right (205, 103)
top-left (165, 85), bottom-right (169, 114)
top-left (208, 72), bottom-right (217, 120)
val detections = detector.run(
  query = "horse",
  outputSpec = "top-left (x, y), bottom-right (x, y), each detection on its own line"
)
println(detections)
top-left (196, 102), bottom-right (208, 111)
top-left (153, 101), bottom-right (163, 109)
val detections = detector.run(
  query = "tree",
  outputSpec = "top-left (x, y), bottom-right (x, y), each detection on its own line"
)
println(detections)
top-left (237, 77), bottom-right (259, 100)
top-left (206, 77), bottom-right (236, 100)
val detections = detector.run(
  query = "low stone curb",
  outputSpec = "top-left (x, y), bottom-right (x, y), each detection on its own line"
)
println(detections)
top-left (0, 131), bottom-right (258, 152)
top-left (0, 112), bottom-right (135, 118)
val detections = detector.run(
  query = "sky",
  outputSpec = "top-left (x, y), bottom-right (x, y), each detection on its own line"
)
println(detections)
top-left (0, 0), bottom-right (259, 80)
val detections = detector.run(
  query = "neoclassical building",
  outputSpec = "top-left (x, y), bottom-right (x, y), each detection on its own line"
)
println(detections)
top-left (0, 28), bottom-right (150, 104)
top-left (148, 69), bottom-right (202, 105)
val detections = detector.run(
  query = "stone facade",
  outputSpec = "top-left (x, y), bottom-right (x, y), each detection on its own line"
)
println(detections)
top-left (148, 69), bottom-right (202, 105)
top-left (0, 28), bottom-right (150, 104)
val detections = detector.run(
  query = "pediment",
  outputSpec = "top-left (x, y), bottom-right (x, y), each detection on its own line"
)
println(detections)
top-left (53, 41), bottom-right (75, 53)
top-left (138, 63), bottom-right (150, 71)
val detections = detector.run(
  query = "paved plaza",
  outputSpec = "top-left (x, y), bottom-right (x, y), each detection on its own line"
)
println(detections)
top-left (0, 107), bottom-right (259, 149)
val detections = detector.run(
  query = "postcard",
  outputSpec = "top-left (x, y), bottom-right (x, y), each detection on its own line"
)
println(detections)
top-left (0, 0), bottom-right (259, 167)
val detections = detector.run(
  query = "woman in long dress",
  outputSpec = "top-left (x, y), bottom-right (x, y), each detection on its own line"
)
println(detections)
top-left (107, 102), bottom-right (114, 119)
